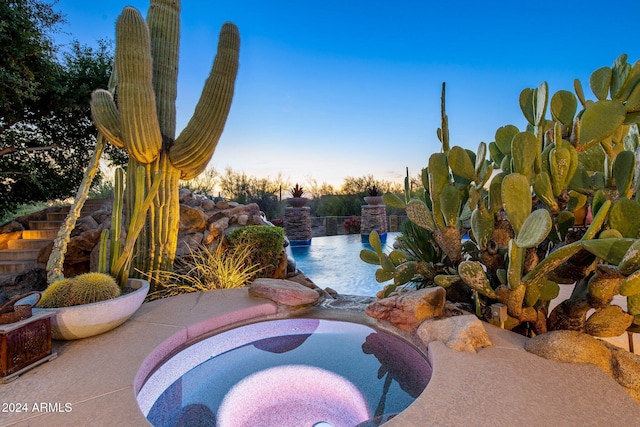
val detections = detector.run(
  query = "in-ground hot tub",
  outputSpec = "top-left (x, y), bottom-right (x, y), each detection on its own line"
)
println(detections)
top-left (136, 318), bottom-right (432, 427)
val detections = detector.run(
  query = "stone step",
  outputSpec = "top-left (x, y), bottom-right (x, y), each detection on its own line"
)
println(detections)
top-left (28, 220), bottom-right (63, 230)
top-left (58, 205), bottom-right (104, 214)
top-left (0, 249), bottom-right (40, 261)
top-left (46, 212), bottom-right (69, 221)
top-left (7, 239), bottom-right (51, 250)
top-left (22, 229), bottom-right (58, 240)
top-left (85, 197), bottom-right (109, 205)
top-left (0, 260), bottom-right (34, 275)
top-left (58, 200), bottom-right (109, 214)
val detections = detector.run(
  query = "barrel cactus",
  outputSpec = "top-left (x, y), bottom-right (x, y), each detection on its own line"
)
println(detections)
top-left (38, 273), bottom-right (120, 307)
top-left (90, 1), bottom-right (240, 289)
top-left (66, 273), bottom-right (121, 306)
top-left (37, 278), bottom-right (75, 308)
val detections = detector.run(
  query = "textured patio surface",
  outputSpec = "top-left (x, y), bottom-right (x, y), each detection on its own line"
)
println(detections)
top-left (1, 288), bottom-right (639, 427)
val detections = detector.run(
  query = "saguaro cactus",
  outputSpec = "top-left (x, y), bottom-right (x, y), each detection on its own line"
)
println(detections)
top-left (91, 1), bottom-right (239, 288)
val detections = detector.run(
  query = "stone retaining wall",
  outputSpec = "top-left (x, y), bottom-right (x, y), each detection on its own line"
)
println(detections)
top-left (308, 215), bottom-right (408, 237)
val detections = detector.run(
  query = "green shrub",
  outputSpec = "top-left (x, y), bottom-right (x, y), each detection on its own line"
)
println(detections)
top-left (311, 194), bottom-right (363, 217)
top-left (228, 225), bottom-right (285, 279)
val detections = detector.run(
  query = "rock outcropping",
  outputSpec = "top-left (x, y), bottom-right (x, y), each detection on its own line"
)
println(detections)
top-left (365, 287), bottom-right (493, 353)
top-left (525, 330), bottom-right (640, 403)
top-left (365, 287), bottom-right (446, 332)
top-left (249, 278), bottom-right (321, 307)
top-left (0, 190), bottom-right (280, 303)
top-left (417, 314), bottom-right (492, 353)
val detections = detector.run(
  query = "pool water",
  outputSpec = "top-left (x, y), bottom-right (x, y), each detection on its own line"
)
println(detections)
top-left (139, 318), bottom-right (431, 427)
top-left (287, 233), bottom-right (399, 297)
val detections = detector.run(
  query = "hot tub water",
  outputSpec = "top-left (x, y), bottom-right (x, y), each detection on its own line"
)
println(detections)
top-left (138, 318), bottom-right (431, 427)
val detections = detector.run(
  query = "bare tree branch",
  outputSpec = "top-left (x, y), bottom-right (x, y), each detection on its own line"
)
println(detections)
top-left (0, 145), bottom-right (59, 157)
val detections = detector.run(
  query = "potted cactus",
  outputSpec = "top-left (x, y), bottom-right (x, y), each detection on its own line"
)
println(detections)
top-left (19, 273), bottom-right (150, 340)
top-left (22, 166), bottom-right (152, 340)
top-left (362, 57), bottom-right (640, 340)
top-left (364, 185), bottom-right (383, 205)
top-left (288, 183), bottom-right (308, 207)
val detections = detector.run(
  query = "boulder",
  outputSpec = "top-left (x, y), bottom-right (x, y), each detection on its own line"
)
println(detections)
top-left (524, 330), bottom-right (612, 374)
top-left (283, 272), bottom-right (318, 290)
top-left (0, 220), bottom-right (24, 234)
top-left (215, 200), bottom-right (231, 210)
top-left (272, 250), bottom-right (288, 279)
top-left (525, 330), bottom-right (640, 403)
top-left (608, 343), bottom-right (640, 392)
top-left (206, 211), bottom-right (227, 225)
top-left (237, 214), bottom-right (249, 226)
top-left (0, 267), bottom-right (48, 305)
top-left (365, 287), bottom-right (446, 331)
top-left (224, 203), bottom-right (261, 219)
top-left (202, 230), bottom-right (215, 245)
top-left (208, 217), bottom-right (229, 239)
top-left (584, 305), bottom-right (633, 337)
top-left (90, 209), bottom-right (112, 225)
top-left (201, 198), bottom-right (215, 211)
top-left (179, 205), bottom-right (207, 232)
top-left (70, 215), bottom-right (99, 237)
top-left (178, 188), bottom-right (192, 202)
top-left (38, 228), bottom-right (102, 276)
top-left (249, 278), bottom-right (320, 306)
top-left (417, 314), bottom-right (492, 353)
top-left (175, 232), bottom-right (204, 257)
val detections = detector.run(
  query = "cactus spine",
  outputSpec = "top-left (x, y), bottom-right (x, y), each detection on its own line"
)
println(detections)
top-left (67, 273), bottom-right (120, 305)
top-left (91, 1), bottom-right (240, 288)
top-left (38, 273), bottom-right (120, 308)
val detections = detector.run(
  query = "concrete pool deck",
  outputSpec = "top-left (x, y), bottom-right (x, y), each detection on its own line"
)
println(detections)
top-left (1, 288), bottom-right (639, 427)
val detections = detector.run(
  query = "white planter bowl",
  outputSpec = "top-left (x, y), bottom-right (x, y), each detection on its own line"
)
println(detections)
top-left (18, 278), bottom-right (149, 340)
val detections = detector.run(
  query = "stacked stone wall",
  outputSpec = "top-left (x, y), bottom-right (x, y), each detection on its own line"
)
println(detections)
top-left (284, 207), bottom-right (312, 244)
top-left (360, 205), bottom-right (387, 236)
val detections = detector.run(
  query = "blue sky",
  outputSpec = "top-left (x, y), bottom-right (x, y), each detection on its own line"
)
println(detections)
top-left (53, 0), bottom-right (640, 188)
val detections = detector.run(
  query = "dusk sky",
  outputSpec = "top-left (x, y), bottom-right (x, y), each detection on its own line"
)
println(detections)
top-left (53, 0), bottom-right (640, 189)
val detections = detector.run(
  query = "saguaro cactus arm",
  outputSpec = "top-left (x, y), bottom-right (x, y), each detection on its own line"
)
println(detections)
top-left (116, 6), bottom-right (162, 163)
top-left (90, 90), bottom-right (124, 148)
top-left (147, 0), bottom-right (180, 139)
top-left (169, 22), bottom-right (240, 179)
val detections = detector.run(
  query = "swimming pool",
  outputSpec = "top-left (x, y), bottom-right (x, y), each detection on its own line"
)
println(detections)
top-left (287, 233), bottom-right (399, 297)
top-left (138, 318), bottom-right (431, 426)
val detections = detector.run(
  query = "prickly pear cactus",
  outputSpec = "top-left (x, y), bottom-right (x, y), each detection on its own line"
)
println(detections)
top-left (91, 1), bottom-right (240, 288)
top-left (363, 54), bottom-right (640, 338)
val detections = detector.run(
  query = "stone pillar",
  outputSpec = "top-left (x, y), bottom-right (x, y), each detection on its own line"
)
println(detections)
top-left (284, 207), bottom-right (312, 246)
top-left (361, 204), bottom-right (387, 241)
